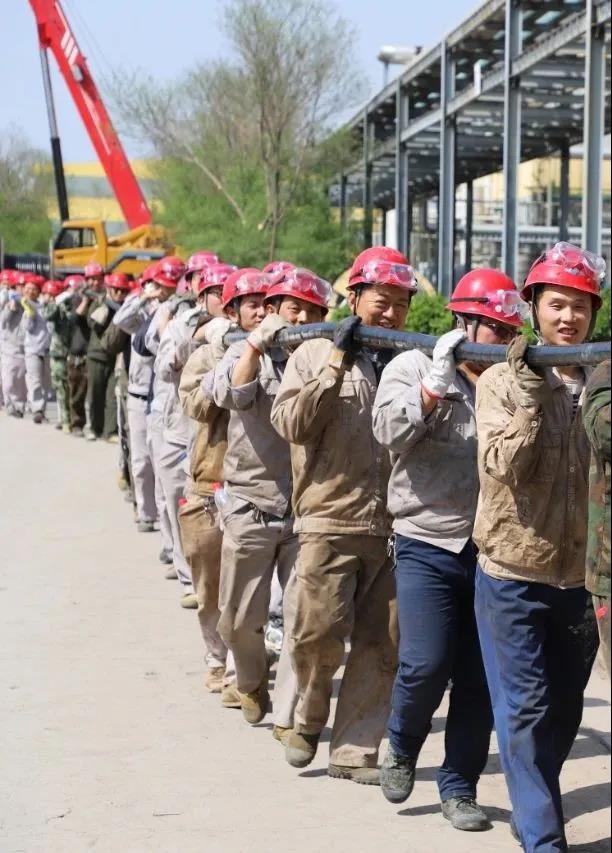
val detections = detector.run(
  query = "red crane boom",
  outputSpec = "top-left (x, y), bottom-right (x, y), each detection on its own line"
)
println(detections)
top-left (28, 0), bottom-right (152, 230)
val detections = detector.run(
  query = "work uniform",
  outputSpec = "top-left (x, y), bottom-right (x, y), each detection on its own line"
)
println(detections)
top-left (372, 350), bottom-right (492, 802)
top-left (84, 297), bottom-right (119, 439)
top-left (0, 295), bottom-right (27, 415)
top-left (21, 298), bottom-right (51, 417)
top-left (474, 363), bottom-right (599, 853)
top-left (213, 340), bottom-right (298, 723)
top-left (114, 295), bottom-right (159, 526)
top-left (178, 337), bottom-right (233, 675)
top-left (100, 319), bottom-right (131, 483)
top-left (271, 338), bottom-right (397, 768)
top-left (42, 300), bottom-right (72, 429)
top-left (64, 295), bottom-right (90, 431)
top-left (582, 359), bottom-right (611, 677)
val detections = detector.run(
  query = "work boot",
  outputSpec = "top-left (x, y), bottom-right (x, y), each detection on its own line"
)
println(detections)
top-left (239, 681), bottom-right (270, 725)
top-left (159, 548), bottom-right (173, 565)
top-left (221, 683), bottom-right (242, 709)
top-left (180, 592), bottom-right (198, 610)
top-left (205, 667), bottom-right (225, 694)
top-left (137, 520), bottom-right (155, 533)
top-left (285, 730), bottom-right (321, 768)
top-left (380, 746), bottom-right (416, 804)
top-left (33, 412), bottom-right (44, 424)
top-left (272, 726), bottom-right (293, 746)
top-left (441, 798), bottom-right (491, 832)
top-left (55, 421), bottom-right (63, 431)
top-left (328, 764), bottom-right (380, 786)
top-left (164, 567), bottom-right (178, 580)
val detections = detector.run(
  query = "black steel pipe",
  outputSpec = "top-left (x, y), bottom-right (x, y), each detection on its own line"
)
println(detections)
top-left (225, 323), bottom-right (611, 367)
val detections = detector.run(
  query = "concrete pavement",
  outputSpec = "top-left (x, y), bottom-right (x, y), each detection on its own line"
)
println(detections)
top-left (0, 411), bottom-right (610, 853)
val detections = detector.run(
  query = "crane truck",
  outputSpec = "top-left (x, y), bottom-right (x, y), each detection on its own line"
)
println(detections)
top-left (28, 0), bottom-right (172, 278)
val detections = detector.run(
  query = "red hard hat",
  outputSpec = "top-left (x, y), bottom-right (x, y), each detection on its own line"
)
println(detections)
top-left (0, 269), bottom-right (18, 286)
top-left (141, 262), bottom-right (159, 285)
top-left (196, 263), bottom-right (239, 296)
top-left (522, 242), bottom-right (605, 309)
top-left (152, 256), bottom-right (186, 289)
top-left (105, 273), bottom-right (132, 292)
top-left (448, 269), bottom-right (525, 328)
top-left (84, 262), bottom-right (105, 277)
top-left (264, 267), bottom-right (332, 312)
top-left (348, 246), bottom-right (417, 291)
top-left (65, 274), bottom-right (85, 290)
top-left (42, 279), bottom-right (66, 297)
top-left (262, 261), bottom-right (296, 278)
top-left (129, 278), bottom-right (142, 293)
top-left (21, 272), bottom-right (46, 289)
top-left (221, 268), bottom-right (271, 309)
top-left (185, 251), bottom-right (219, 277)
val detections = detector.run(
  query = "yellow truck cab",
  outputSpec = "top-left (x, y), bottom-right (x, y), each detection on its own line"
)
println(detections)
top-left (52, 219), bottom-right (172, 279)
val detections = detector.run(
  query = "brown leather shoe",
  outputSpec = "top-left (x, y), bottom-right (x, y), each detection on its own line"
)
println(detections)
top-left (285, 730), bottom-right (321, 768)
top-left (272, 725), bottom-right (293, 746)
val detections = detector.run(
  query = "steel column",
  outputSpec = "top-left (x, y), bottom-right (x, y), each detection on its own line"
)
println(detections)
top-left (582, 0), bottom-right (605, 254)
top-left (502, 0), bottom-right (522, 281)
top-left (465, 180), bottom-right (474, 272)
top-left (438, 41), bottom-right (457, 297)
top-left (363, 110), bottom-right (373, 246)
top-left (559, 141), bottom-right (570, 242)
top-left (395, 82), bottom-right (410, 254)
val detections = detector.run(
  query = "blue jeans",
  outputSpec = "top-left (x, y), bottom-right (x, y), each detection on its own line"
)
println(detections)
top-left (388, 537), bottom-right (493, 801)
top-left (475, 568), bottom-right (598, 853)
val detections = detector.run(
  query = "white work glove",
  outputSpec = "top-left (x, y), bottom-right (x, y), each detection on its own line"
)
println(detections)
top-left (56, 289), bottom-right (74, 306)
top-left (201, 317), bottom-right (233, 344)
top-left (422, 329), bottom-right (467, 399)
top-left (246, 313), bottom-right (291, 354)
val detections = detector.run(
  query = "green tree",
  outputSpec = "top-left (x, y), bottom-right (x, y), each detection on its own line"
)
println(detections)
top-left (405, 293), bottom-right (454, 335)
top-left (593, 287), bottom-right (611, 342)
top-left (0, 131), bottom-right (52, 253)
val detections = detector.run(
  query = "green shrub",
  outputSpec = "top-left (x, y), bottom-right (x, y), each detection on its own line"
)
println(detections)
top-left (593, 287), bottom-right (611, 342)
top-left (405, 293), bottom-right (454, 336)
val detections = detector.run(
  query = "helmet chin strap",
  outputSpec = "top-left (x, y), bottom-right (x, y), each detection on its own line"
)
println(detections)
top-left (455, 314), bottom-right (480, 341)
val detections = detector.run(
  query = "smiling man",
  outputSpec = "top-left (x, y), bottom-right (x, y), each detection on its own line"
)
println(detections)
top-left (271, 246), bottom-right (414, 784)
top-left (473, 243), bottom-right (605, 852)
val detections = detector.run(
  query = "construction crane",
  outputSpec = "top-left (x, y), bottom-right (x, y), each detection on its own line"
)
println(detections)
top-left (28, 0), bottom-right (171, 277)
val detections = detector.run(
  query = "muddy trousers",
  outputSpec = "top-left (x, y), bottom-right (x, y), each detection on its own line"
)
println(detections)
top-left (67, 356), bottom-right (87, 430)
top-left (146, 412), bottom-right (173, 557)
top-left (291, 533), bottom-right (398, 769)
top-left (127, 395), bottom-right (157, 523)
top-left (155, 438), bottom-right (192, 588)
top-left (25, 353), bottom-right (49, 415)
top-left (86, 359), bottom-right (117, 439)
top-left (218, 501), bottom-right (299, 726)
top-left (50, 357), bottom-right (70, 427)
top-left (179, 496), bottom-right (233, 673)
top-left (1, 353), bottom-right (26, 414)
top-left (476, 569), bottom-right (598, 853)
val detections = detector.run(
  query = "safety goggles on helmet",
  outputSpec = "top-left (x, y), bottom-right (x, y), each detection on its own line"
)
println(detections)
top-left (266, 268), bottom-right (332, 308)
top-left (201, 264), bottom-right (238, 290)
top-left (450, 289), bottom-right (529, 322)
top-left (544, 242), bottom-right (607, 284)
top-left (234, 271), bottom-right (271, 297)
top-left (358, 259), bottom-right (418, 291)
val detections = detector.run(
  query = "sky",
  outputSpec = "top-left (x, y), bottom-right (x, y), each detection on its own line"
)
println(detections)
top-left (2, 0), bottom-right (478, 162)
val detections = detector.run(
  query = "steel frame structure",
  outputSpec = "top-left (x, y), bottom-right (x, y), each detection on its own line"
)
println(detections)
top-left (334, 0), bottom-right (611, 296)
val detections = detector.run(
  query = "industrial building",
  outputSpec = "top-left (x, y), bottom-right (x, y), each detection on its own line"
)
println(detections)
top-left (334, 0), bottom-right (612, 294)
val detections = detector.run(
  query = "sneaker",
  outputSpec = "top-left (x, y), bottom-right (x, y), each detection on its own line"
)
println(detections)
top-left (221, 683), bottom-right (242, 709)
top-left (159, 548), bottom-right (173, 565)
top-left (205, 667), bottom-right (225, 694)
top-left (180, 592), bottom-right (198, 610)
top-left (164, 567), bottom-right (178, 580)
top-left (328, 764), bottom-right (380, 786)
top-left (272, 726), bottom-right (293, 746)
top-left (137, 521), bottom-right (155, 533)
top-left (239, 681), bottom-right (270, 725)
top-left (285, 730), bottom-right (321, 768)
top-left (441, 798), bottom-right (491, 832)
top-left (106, 434), bottom-right (119, 444)
top-left (380, 746), bottom-right (416, 804)
top-left (84, 428), bottom-right (97, 442)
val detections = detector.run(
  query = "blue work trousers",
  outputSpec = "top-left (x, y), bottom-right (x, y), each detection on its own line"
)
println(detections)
top-left (475, 568), bottom-right (598, 853)
top-left (388, 536), bottom-right (493, 801)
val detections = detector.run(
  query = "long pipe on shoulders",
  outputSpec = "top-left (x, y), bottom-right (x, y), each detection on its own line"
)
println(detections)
top-left (224, 323), bottom-right (611, 367)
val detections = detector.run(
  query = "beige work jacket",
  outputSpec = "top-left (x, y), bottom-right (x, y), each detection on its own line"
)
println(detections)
top-left (270, 338), bottom-right (391, 536)
top-left (474, 362), bottom-right (591, 588)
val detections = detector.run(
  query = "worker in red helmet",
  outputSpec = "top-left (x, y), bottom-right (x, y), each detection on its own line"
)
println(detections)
top-left (0, 271), bottom-right (19, 411)
top-left (270, 246), bottom-right (414, 782)
top-left (473, 243), bottom-right (605, 852)
top-left (177, 250), bottom-right (220, 297)
top-left (373, 268), bottom-right (522, 830)
top-left (41, 281), bottom-right (73, 432)
top-left (19, 274), bottom-right (52, 424)
top-left (0, 271), bottom-right (28, 417)
top-left (212, 265), bottom-right (331, 730)
top-left (177, 261), bottom-right (241, 696)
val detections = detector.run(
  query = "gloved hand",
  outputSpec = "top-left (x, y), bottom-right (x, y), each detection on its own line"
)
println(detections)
top-left (201, 317), bottom-right (233, 345)
top-left (422, 329), bottom-right (466, 399)
top-left (247, 313), bottom-right (291, 354)
top-left (56, 289), bottom-right (74, 306)
top-left (507, 334), bottom-right (547, 409)
top-left (330, 315), bottom-right (362, 368)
